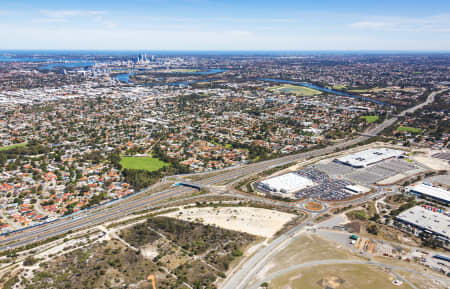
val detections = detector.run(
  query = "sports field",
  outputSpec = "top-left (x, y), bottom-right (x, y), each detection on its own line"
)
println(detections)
top-left (360, 116), bottom-right (379, 123)
top-left (120, 156), bottom-right (169, 172)
top-left (269, 84), bottom-right (322, 96)
top-left (0, 142), bottom-right (27, 151)
top-left (397, 126), bottom-right (422, 133)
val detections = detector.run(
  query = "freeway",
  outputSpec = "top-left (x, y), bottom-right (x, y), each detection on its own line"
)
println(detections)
top-left (0, 130), bottom-right (367, 251)
top-left (399, 88), bottom-right (444, 116)
top-left (0, 89), bottom-right (446, 252)
top-left (220, 88), bottom-right (448, 289)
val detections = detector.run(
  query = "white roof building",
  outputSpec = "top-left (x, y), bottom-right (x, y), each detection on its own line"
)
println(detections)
top-left (335, 148), bottom-right (405, 168)
top-left (345, 185), bottom-right (370, 195)
top-left (259, 173), bottom-right (315, 194)
top-left (408, 183), bottom-right (450, 204)
top-left (396, 206), bottom-right (450, 241)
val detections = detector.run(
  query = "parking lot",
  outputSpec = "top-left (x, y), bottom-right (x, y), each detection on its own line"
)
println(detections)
top-left (256, 156), bottom-right (424, 202)
top-left (295, 168), bottom-right (354, 201)
top-left (316, 159), bottom-right (420, 185)
top-left (432, 152), bottom-right (450, 161)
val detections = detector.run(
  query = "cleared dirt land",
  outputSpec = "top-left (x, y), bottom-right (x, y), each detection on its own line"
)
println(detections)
top-left (162, 206), bottom-right (296, 238)
top-left (249, 233), bottom-right (446, 289)
top-left (255, 234), bottom-right (361, 280)
top-left (267, 264), bottom-right (411, 289)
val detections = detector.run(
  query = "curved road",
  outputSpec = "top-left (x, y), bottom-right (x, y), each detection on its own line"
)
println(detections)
top-left (219, 88), bottom-right (448, 289)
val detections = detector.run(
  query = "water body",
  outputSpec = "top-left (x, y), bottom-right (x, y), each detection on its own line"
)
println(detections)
top-left (0, 56), bottom-right (51, 62)
top-left (115, 69), bottom-right (226, 84)
top-left (115, 73), bottom-right (134, 83)
top-left (190, 69), bottom-right (227, 74)
top-left (39, 61), bottom-right (95, 70)
top-left (260, 78), bottom-right (385, 105)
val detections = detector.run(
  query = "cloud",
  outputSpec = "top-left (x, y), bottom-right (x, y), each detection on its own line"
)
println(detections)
top-left (40, 10), bottom-right (106, 18)
top-left (34, 9), bottom-right (116, 29)
top-left (350, 21), bottom-right (390, 29)
top-left (93, 16), bottom-right (117, 29)
top-left (350, 14), bottom-right (450, 33)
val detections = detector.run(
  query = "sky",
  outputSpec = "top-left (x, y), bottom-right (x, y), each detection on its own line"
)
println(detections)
top-left (0, 0), bottom-right (450, 51)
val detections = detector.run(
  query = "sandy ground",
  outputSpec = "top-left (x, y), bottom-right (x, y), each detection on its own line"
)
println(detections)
top-left (411, 151), bottom-right (450, 171)
top-left (376, 167), bottom-right (424, 185)
top-left (162, 207), bottom-right (296, 238)
top-left (425, 174), bottom-right (450, 187)
top-left (141, 245), bottom-right (159, 259)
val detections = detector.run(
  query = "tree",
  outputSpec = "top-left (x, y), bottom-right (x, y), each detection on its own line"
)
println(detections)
top-left (23, 256), bottom-right (38, 266)
top-left (367, 222), bottom-right (378, 235)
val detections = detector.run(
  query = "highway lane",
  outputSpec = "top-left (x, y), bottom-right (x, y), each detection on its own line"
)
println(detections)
top-left (1, 160), bottom-right (302, 249)
top-left (0, 126), bottom-right (383, 250)
top-left (399, 89), bottom-right (446, 116)
top-left (2, 89), bottom-right (446, 252)
top-left (220, 88), bottom-right (448, 289)
top-left (4, 189), bottom-right (212, 251)
top-left (0, 186), bottom-right (192, 249)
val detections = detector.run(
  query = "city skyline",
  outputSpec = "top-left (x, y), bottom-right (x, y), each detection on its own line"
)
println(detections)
top-left (1, 0), bottom-right (450, 51)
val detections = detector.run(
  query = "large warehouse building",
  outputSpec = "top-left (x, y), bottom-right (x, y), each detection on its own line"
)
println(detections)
top-left (257, 173), bottom-right (315, 194)
top-left (407, 183), bottom-right (450, 205)
top-left (334, 148), bottom-right (405, 168)
top-left (395, 206), bottom-right (449, 243)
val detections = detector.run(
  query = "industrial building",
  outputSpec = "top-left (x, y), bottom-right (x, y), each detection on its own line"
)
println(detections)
top-left (395, 206), bottom-right (449, 243)
top-left (407, 183), bottom-right (450, 205)
top-left (257, 173), bottom-right (315, 194)
top-left (345, 185), bottom-right (370, 195)
top-left (334, 148), bottom-right (405, 168)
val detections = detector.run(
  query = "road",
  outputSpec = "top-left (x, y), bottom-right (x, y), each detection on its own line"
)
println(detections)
top-left (221, 216), bottom-right (313, 289)
top-left (0, 88), bottom-right (446, 252)
top-left (0, 132), bottom-right (373, 251)
top-left (399, 89), bottom-right (444, 116)
top-left (219, 88), bottom-right (448, 289)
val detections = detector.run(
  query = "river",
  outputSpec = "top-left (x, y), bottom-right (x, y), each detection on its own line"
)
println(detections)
top-left (260, 78), bottom-right (385, 105)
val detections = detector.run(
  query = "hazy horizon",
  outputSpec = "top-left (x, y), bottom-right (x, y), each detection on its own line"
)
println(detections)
top-left (1, 0), bottom-right (450, 51)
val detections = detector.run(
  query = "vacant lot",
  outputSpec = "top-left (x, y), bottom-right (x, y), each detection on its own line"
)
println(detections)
top-left (254, 234), bottom-right (363, 281)
top-left (3, 217), bottom-right (257, 289)
top-left (120, 156), bottom-right (169, 172)
top-left (269, 84), bottom-right (322, 96)
top-left (268, 264), bottom-right (411, 289)
top-left (163, 206), bottom-right (296, 238)
top-left (9, 240), bottom-right (184, 289)
top-left (120, 216), bottom-right (258, 285)
top-left (397, 126), bottom-right (422, 134)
